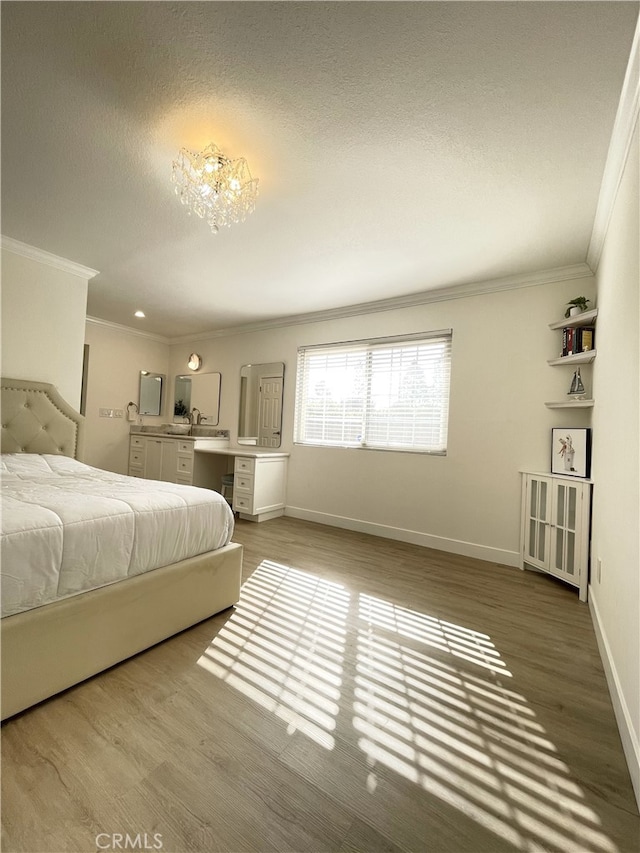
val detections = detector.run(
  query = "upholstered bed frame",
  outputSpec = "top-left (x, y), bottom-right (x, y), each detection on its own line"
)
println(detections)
top-left (1, 377), bottom-right (243, 720)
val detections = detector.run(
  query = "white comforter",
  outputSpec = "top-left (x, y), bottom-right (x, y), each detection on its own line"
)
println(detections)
top-left (1, 453), bottom-right (235, 618)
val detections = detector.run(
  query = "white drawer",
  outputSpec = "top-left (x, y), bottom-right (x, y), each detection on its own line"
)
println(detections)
top-left (176, 474), bottom-right (192, 486)
top-left (233, 493), bottom-right (254, 514)
top-left (130, 436), bottom-right (145, 449)
top-left (234, 456), bottom-right (255, 475)
top-left (177, 441), bottom-right (194, 454)
top-left (129, 449), bottom-right (144, 466)
top-left (234, 473), bottom-right (253, 492)
top-left (129, 467), bottom-right (144, 478)
top-left (177, 455), bottom-right (193, 475)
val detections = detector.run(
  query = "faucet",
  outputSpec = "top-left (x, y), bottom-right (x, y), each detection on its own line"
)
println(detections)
top-left (190, 407), bottom-right (201, 426)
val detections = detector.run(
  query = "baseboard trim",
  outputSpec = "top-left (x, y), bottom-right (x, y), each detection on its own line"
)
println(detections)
top-left (284, 506), bottom-right (520, 568)
top-left (589, 585), bottom-right (640, 812)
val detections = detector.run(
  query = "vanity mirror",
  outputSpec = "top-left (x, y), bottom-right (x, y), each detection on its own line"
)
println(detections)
top-left (238, 362), bottom-right (284, 447)
top-left (173, 372), bottom-right (221, 424)
top-left (139, 371), bottom-right (165, 416)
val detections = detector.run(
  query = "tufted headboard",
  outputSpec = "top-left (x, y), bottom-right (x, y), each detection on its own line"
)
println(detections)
top-left (1, 378), bottom-right (85, 460)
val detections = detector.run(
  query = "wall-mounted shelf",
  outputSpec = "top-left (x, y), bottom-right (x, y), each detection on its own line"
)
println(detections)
top-left (549, 308), bottom-right (598, 330)
top-left (548, 349), bottom-right (597, 366)
top-left (546, 307), bottom-right (597, 407)
top-left (545, 400), bottom-right (594, 409)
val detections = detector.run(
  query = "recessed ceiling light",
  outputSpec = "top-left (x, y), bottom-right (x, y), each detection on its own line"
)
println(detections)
top-left (134, 310), bottom-right (145, 318)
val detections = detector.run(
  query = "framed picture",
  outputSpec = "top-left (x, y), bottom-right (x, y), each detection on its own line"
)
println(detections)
top-left (551, 428), bottom-right (592, 478)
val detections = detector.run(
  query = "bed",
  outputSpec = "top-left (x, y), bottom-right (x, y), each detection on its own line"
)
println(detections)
top-left (1, 377), bottom-right (243, 720)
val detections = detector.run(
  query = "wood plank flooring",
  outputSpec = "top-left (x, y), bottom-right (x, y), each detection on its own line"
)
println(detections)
top-left (2, 517), bottom-right (639, 853)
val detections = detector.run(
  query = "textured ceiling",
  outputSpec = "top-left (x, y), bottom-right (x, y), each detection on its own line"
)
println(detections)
top-left (2, 2), bottom-right (638, 338)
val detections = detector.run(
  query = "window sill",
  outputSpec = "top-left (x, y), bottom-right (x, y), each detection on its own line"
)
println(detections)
top-left (293, 441), bottom-right (446, 456)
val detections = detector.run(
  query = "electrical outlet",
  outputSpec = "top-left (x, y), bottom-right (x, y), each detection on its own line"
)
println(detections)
top-left (113, 409), bottom-right (124, 418)
top-left (99, 408), bottom-right (113, 418)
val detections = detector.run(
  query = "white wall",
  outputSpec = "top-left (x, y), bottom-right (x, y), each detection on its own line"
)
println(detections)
top-left (1, 246), bottom-right (90, 409)
top-left (84, 320), bottom-right (170, 473)
top-left (170, 274), bottom-right (595, 565)
top-left (590, 123), bottom-right (639, 803)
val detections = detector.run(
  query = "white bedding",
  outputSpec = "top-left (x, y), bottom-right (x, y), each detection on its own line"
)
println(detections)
top-left (1, 453), bottom-right (235, 618)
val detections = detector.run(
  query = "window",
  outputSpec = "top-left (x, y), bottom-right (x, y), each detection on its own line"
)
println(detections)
top-left (294, 331), bottom-right (452, 454)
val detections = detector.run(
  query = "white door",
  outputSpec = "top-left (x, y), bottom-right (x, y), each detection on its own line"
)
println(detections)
top-left (257, 376), bottom-right (283, 447)
top-left (523, 475), bottom-right (552, 571)
top-left (549, 480), bottom-right (582, 586)
top-left (144, 439), bottom-right (162, 480)
top-left (160, 440), bottom-right (178, 483)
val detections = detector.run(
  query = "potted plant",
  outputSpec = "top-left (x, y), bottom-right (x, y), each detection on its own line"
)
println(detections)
top-left (565, 296), bottom-right (591, 318)
top-left (174, 399), bottom-right (189, 418)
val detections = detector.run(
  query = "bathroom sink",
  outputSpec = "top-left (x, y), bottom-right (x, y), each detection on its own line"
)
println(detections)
top-left (166, 424), bottom-right (192, 435)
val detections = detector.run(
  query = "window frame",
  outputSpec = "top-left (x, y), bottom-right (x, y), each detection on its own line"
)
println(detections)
top-left (294, 330), bottom-right (453, 455)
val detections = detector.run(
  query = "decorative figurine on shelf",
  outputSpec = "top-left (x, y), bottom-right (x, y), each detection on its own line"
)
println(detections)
top-left (568, 367), bottom-right (586, 398)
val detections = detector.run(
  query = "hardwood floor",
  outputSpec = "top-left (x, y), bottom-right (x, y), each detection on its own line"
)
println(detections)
top-left (2, 517), bottom-right (639, 853)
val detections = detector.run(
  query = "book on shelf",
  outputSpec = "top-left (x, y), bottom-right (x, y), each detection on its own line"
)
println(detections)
top-left (561, 326), bottom-right (595, 356)
top-left (579, 327), bottom-right (595, 352)
top-left (562, 327), bottom-right (574, 357)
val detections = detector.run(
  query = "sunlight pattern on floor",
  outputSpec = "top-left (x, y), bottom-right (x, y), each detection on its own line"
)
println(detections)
top-left (355, 594), bottom-right (617, 852)
top-left (359, 593), bottom-right (512, 675)
top-left (198, 559), bottom-right (349, 748)
top-left (198, 562), bottom-right (618, 852)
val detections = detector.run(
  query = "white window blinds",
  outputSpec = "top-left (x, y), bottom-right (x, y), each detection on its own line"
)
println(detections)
top-left (294, 331), bottom-right (452, 453)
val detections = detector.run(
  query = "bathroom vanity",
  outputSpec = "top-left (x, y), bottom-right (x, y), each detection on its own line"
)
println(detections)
top-left (128, 431), bottom-right (288, 522)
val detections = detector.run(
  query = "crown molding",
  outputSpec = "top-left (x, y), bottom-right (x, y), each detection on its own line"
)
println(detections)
top-left (587, 13), bottom-right (640, 273)
top-left (1, 236), bottom-right (99, 280)
top-left (168, 262), bottom-right (594, 345)
top-left (85, 316), bottom-right (171, 345)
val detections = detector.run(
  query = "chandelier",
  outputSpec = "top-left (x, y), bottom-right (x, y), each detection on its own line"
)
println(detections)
top-left (171, 142), bottom-right (259, 233)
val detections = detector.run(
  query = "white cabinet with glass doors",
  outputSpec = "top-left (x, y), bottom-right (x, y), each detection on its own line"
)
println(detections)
top-left (520, 472), bottom-right (592, 601)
